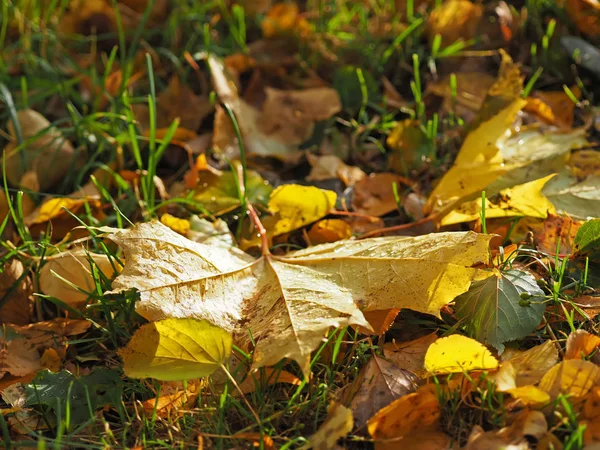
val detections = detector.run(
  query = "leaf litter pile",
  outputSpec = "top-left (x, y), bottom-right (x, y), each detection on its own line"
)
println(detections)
top-left (1, 0), bottom-right (600, 448)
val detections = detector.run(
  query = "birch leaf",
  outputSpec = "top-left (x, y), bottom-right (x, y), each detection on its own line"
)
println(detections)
top-left (119, 318), bottom-right (231, 381)
top-left (108, 221), bottom-right (492, 375)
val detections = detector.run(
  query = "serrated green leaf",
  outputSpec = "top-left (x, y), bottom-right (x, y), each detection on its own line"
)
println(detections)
top-left (25, 369), bottom-right (123, 426)
top-left (575, 219), bottom-right (600, 254)
top-left (454, 270), bottom-right (545, 352)
top-left (119, 318), bottom-right (232, 381)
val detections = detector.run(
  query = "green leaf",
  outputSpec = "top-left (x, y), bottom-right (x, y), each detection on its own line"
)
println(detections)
top-left (575, 219), bottom-right (600, 254)
top-left (25, 369), bottom-right (123, 426)
top-left (119, 318), bottom-right (232, 381)
top-left (454, 270), bottom-right (545, 352)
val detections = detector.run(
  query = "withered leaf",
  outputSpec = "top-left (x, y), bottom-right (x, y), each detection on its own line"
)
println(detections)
top-left (107, 222), bottom-right (492, 375)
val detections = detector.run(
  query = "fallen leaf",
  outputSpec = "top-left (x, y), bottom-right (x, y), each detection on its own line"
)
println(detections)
top-left (359, 309), bottom-right (400, 335)
top-left (373, 431), bottom-right (452, 450)
top-left (367, 384), bottom-right (440, 439)
top-left (425, 99), bottom-right (526, 215)
top-left (3, 109), bottom-right (79, 190)
top-left (543, 172), bottom-right (600, 220)
top-left (39, 249), bottom-right (120, 307)
top-left (503, 340), bottom-right (559, 386)
top-left (350, 355), bottom-right (419, 427)
top-left (261, 2), bottom-right (311, 39)
top-left (25, 196), bottom-right (106, 239)
top-left (119, 318), bottom-right (232, 381)
top-left (427, 0), bottom-right (483, 47)
top-left (569, 149), bottom-right (600, 180)
top-left (308, 219), bottom-right (352, 245)
top-left (386, 119), bottom-right (429, 172)
top-left (525, 87), bottom-right (580, 129)
top-left (133, 76), bottom-right (213, 134)
top-left (534, 213), bottom-right (582, 255)
top-left (565, 0), bottom-right (600, 36)
top-left (306, 154), bottom-right (365, 187)
top-left (539, 359), bottom-right (600, 400)
top-left (424, 335), bottom-right (499, 375)
top-left (505, 385), bottom-right (551, 407)
top-left (441, 175), bottom-right (556, 226)
top-left (565, 330), bottom-right (600, 360)
top-left (210, 55), bottom-right (339, 162)
top-left (427, 72), bottom-right (496, 124)
top-left (464, 410), bottom-right (547, 450)
top-left (40, 348), bottom-right (61, 373)
top-left (233, 432), bottom-right (276, 450)
top-left (0, 319), bottom-right (90, 384)
top-left (142, 379), bottom-right (203, 417)
top-left (190, 167), bottom-right (272, 215)
top-left (0, 260), bottom-right (32, 325)
top-left (454, 269), bottom-right (546, 352)
top-left (260, 87), bottom-right (342, 145)
top-left (267, 185), bottom-right (337, 237)
top-left (301, 402), bottom-right (352, 450)
top-left (352, 173), bottom-right (407, 217)
top-left (108, 221), bottom-right (492, 374)
top-left (160, 214), bottom-right (191, 235)
top-left (237, 367), bottom-right (302, 394)
top-left (383, 333), bottom-right (438, 377)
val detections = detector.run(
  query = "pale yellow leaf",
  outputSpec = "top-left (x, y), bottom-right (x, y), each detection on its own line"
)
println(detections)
top-left (503, 340), bottom-right (559, 386)
top-left (119, 318), bottom-right (232, 381)
top-left (39, 249), bottom-right (120, 307)
top-left (424, 335), bottom-right (499, 375)
top-left (302, 402), bottom-right (353, 450)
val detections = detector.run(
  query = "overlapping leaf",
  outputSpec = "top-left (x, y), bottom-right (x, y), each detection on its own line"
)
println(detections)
top-left (108, 221), bottom-right (492, 375)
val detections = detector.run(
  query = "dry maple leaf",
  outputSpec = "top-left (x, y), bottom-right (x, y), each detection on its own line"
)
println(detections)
top-left (107, 221), bottom-right (492, 375)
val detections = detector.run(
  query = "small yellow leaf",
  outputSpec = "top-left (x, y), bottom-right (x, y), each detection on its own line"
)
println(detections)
top-left (160, 214), bottom-right (191, 235)
top-left (424, 335), bottom-right (499, 375)
top-left (28, 197), bottom-right (103, 225)
top-left (506, 386), bottom-right (550, 407)
top-left (302, 402), bottom-right (353, 450)
top-left (40, 348), bottom-right (62, 373)
top-left (539, 360), bottom-right (600, 399)
top-left (119, 318), bottom-right (232, 381)
top-left (268, 185), bottom-right (337, 236)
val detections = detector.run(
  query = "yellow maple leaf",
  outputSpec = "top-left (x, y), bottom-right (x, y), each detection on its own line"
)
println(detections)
top-left (108, 222), bottom-right (492, 376)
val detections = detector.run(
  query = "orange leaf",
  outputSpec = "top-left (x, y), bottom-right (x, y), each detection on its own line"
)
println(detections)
top-left (565, 330), bottom-right (600, 360)
top-left (238, 368), bottom-right (302, 395)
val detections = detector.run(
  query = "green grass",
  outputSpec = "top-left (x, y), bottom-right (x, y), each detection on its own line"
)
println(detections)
top-left (1, 0), bottom-right (600, 448)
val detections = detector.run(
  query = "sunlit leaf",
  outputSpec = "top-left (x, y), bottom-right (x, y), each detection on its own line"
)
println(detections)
top-left (424, 335), bottom-right (499, 375)
top-left (119, 318), bottom-right (232, 381)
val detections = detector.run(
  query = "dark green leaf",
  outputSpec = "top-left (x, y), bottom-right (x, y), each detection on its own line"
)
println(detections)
top-left (454, 270), bottom-right (545, 352)
top-left (25, 369), bottom-right (123, 426)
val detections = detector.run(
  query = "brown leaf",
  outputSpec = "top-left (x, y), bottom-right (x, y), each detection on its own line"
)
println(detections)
top-left (306, 154), bottom-right (365, 187)
top-left (237, 367), bottom-right (302, 395)
top-left (383, 333), bottom-right (438, 377)
top-left (359, 309), bottom-right (400, 335)
top-left (142, 380), bottom-right (204, 417)
top-left (3, 109), bottom-right (79, 190)
top-left (0, 260), bottom-right (32, 325)
top-left (352, 173), bottom-right (407, 217)
top-left (350, 355), bottom-right (419, 428)
top-left (502, 340), bottom-right (559, 386)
